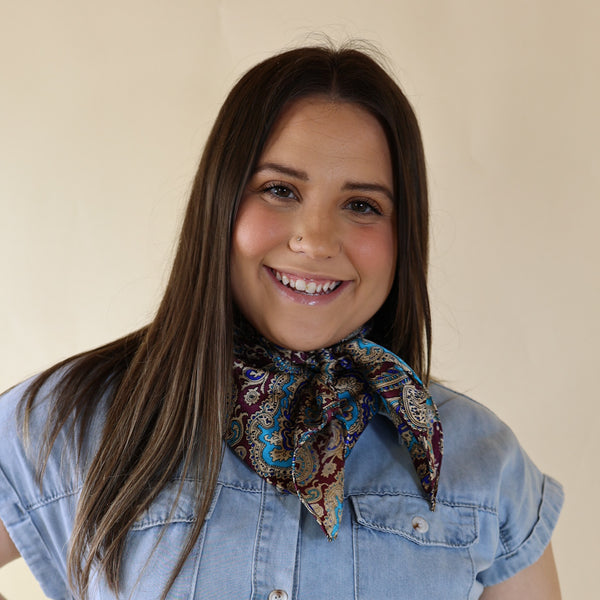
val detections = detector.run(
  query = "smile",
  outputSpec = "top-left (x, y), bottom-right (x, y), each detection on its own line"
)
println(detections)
top-left (272, 269), bottom-right (342, 295)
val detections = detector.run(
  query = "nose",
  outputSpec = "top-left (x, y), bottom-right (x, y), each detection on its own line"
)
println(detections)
top-left (288, 211), bottom-right (341, 259)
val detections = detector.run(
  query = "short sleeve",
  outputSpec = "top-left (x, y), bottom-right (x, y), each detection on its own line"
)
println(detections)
top-left (433, 384), bottom-right (564, 590)
top-left (477, 427), bottom-right (564, 586)
top-left (0, 377), bottom-right (77, 600)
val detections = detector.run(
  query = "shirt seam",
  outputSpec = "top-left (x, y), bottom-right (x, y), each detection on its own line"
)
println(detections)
top-left (251, 479), bottom-right (267, 600)
top-left (218, 481), bottom-right (263, 493)
top-left (23, 485), bottom-right (82, 512)
top-left (346, 490), bottom-right (498, 515)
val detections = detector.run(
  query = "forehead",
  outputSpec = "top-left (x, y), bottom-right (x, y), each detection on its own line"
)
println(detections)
top-left (259, 96), bottom-right (393, 183)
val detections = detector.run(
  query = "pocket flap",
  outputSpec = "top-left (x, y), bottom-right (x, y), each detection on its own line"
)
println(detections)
top-left (350, 493), bottom-right (478, 548)
top-left (131, 480), bottom-right (222, 531)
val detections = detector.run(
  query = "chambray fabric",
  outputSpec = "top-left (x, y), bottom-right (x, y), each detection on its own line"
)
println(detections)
top-left (0, 374), bottom-right (563, 600)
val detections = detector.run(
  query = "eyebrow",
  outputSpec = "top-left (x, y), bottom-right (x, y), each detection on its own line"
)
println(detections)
top-left (254, 162), bottom-right (394, 202)
top-left (254, 162), bottom-right (309, 181)
top-left (342, 181), bottom-right (394, 202)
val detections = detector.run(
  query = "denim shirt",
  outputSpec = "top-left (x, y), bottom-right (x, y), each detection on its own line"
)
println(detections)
top-left (0, 376), bottom-right (563, 600)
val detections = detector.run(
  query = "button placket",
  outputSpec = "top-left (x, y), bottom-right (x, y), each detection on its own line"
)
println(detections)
top-left (252, 482), bottom-right (301, 600)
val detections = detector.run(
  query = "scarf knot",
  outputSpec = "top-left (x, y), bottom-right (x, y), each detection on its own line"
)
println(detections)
top-left (227, 323), bottom-right (443, 539)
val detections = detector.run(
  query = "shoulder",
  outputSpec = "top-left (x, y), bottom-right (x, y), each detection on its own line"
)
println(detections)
top-left (0, 370), bottom-right (109, 599)
top-left (430, 382), bottom-right (564, 586)
top-left (0, 369), bottom-right (86, 456)
top-left (0, 374), bottom-right (54, 451)
top-left (430, 381), bottom-right (563, 505)
top-left (1, 372), bottom-right (52, 424)
top-left (0, 370), bottom-right (83, 496)
top-left (431, 380), bottom-right (514, 440)
top-left (431, 381), bottom-right (535, 503)
top-left (0, 367), bottom-right (108, 506)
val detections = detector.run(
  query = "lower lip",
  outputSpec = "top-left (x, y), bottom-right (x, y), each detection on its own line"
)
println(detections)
top-left (265, 267), bottom-right (348, 306)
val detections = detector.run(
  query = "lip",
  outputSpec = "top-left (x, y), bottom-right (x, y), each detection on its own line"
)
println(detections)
top-left (264, 266), bottom-right (349, 306)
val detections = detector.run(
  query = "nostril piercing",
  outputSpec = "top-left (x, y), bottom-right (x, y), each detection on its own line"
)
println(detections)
top-left (296, 236), bottom-right (302, 242)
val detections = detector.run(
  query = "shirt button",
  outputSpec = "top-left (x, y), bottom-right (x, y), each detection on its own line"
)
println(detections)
top-left (268, 590), bottom-right (288, 600)
top-left (411, 515), bottom-right (429, 533)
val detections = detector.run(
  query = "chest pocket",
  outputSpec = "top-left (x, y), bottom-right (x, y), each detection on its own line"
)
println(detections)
top-left (92, 480), bottom-right (222, 599)
top-left (350, 493), bottom-right (480, 600)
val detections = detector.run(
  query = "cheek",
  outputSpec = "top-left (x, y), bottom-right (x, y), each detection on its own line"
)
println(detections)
top-left (232, 201), bottom-right (285, 262)
top-left (353, 226), bottom-right (397, 290)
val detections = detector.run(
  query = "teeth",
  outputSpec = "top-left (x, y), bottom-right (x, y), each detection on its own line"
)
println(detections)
top-left (273, 270), bottom-right (340, 295)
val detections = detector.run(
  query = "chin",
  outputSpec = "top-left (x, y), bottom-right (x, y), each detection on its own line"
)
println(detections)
top-left (266, 328), bottom-right (348, 352)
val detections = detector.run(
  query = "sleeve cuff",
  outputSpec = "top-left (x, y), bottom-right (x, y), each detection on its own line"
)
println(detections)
top-left (479, 474), bottom-right (564, 587)
top-left (0, 467), bottom-right (70, 600)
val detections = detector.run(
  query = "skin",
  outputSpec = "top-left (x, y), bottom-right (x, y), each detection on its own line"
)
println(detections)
top-left (0, 95), bottom-right (561, 599)
top-left (480, 544), bottom-right (561, 599)
top-left (231, 96), bottom-right (397, 351)
top-left (0, 521), bottom-right (19, 567)
top-left (0, 518), bottom-right (20, 600)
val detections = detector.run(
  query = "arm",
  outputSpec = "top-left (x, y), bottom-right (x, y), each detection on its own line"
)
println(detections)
top-left (480, 543), bottom-right (561, 600)
top-left (0, 518), bottom-right (21, 600)
top-left (0, 518), bottom-right (20, 566)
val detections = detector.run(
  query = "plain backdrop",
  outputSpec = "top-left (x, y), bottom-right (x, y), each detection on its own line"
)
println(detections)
top-left (1, 1), bottom-right (598, 598)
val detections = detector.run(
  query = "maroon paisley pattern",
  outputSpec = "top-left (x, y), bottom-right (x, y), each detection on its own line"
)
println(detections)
top-left (226, 324), bottom-right (443, 540)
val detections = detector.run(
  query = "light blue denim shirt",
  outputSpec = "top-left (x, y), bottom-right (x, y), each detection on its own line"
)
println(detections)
top-left (0, 375), bottom-right (563, 599)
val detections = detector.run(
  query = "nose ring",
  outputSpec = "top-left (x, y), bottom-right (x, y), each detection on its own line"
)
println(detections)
top-left (296, 236), bottom-right (303, 242)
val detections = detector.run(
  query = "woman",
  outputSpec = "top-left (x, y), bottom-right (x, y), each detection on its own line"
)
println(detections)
top-left (0, 44), bottom-right (563, 599)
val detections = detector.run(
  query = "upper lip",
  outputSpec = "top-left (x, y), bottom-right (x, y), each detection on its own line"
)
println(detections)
top-left (267, 266), bottom-right (346, 282)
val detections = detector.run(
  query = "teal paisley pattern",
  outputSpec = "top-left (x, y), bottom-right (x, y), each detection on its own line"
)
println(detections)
top-left (227, 324), bottom-right (443, 540)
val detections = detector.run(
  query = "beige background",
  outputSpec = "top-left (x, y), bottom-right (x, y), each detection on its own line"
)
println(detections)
top-left (1, 1), bottom-right (597, 598)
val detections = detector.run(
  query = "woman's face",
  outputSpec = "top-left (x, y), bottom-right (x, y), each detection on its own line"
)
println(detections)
top-left (230, 96), bottom-right (396, 350)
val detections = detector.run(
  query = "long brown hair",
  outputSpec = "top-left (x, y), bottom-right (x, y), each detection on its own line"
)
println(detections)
top-left (20, 42), bottom-right (431, 598)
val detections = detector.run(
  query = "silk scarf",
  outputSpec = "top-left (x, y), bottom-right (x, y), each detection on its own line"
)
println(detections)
top-left (226, 324), bottom-right (443, 540)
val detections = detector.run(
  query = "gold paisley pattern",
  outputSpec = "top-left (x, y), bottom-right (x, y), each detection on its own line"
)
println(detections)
top-left (227, 323), bottom-right (443, 539)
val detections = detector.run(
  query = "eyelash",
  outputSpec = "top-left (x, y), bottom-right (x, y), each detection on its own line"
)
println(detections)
top-left (344, 199), bottom-right (382, 216)
top-left (259, 182), bottom-right (383, 216)
top-left (260, 182), bottom-right (297, 200)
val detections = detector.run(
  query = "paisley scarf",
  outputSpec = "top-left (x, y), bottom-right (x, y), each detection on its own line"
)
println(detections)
top-left (226, 324), bottom-right (443, 540)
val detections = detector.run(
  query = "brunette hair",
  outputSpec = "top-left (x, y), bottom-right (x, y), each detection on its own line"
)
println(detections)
top-left (21, 42), bottom-right (430, 598)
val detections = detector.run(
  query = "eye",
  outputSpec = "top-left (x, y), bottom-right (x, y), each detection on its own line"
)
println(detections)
top-left (345, 199), bottom-right (382, 215)
top-left (261, 183), bottom-right (297, 200)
